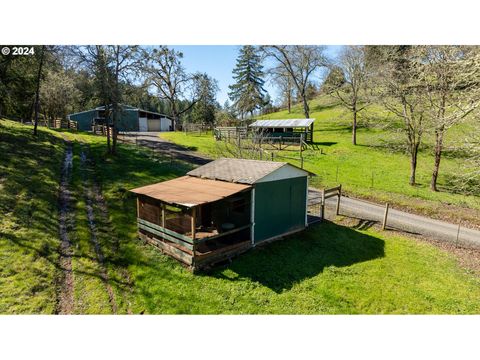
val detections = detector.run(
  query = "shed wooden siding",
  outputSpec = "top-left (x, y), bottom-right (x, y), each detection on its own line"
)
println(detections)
top-left (253, 176), bottom-right (307, 243)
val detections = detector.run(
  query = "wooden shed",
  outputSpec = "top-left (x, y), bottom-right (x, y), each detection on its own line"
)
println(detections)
top-left (130, 158), bottom-right (315, 271)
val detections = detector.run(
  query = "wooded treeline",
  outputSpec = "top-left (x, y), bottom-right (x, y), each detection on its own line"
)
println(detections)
top-left (1, 45), bottom-right (479, 191)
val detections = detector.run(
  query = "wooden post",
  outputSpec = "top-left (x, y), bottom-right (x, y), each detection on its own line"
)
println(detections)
top-left (336, 185), bottom-right (342, 215)
top-left (191, 207), bottom-right (196, 240)
top-left (136, 198), bottom-right (140, 218)
top-left (161, 203), bottom-right (166, 228)
top-left (382, 203), bottom-right (390, 230)
top-left (191, 207), bottom-right (197, 265)
top-left (321, 190), bottom-right (325, 221)
top-left (456, 224), bottom-right (461, 246)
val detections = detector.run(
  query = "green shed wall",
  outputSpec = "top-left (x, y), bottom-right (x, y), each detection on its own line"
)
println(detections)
top-left (253, 176), bottom-right (307, 244)
top-left (69, 110), bottom-right (98, 131)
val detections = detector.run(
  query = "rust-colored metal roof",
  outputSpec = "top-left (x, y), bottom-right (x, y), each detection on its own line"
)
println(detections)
top-left (130, 176), bottom-right (251, 207)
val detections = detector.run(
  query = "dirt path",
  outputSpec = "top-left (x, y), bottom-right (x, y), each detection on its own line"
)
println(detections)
top-left (80, 145), bottom-right (133, 314)
top-left (119, 132), bottom-right (211, 165)
top-left (56, 140), bottom-right (75, 315)
top-left (80, 149), bottom-right (118, 314)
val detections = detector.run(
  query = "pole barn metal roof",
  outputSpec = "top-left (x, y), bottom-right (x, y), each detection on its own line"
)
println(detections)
top-left (249, 119), bottom-right (315, 128)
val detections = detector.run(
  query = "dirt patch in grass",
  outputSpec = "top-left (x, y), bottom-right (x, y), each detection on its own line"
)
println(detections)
top-left (56, 140), bottom-right (75, 315)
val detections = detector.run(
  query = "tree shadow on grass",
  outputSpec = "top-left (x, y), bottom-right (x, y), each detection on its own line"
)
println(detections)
top-left (211, 221), bottom-right (385, 293)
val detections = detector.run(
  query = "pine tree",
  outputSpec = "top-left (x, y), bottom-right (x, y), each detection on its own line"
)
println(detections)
top-left (228, 46), bottom-right (267, 118)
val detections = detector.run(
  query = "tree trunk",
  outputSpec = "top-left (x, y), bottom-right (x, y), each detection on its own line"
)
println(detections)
top-left (430, 127), bottom-right (444, 192)
top-left (409, 143), bottom-right (419, 186)
top-left (352, 108), bottom-right (357, 145)
top-left (287, 90), bottom-right (291, 113)
top-left (111, 103), bottom-right (118, 155)
top-left (302, 93), bottom-right (310, 118)
top-left (33, 46), bottom-right (45, 136)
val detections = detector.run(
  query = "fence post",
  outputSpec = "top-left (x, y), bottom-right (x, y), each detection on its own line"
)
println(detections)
top-left (336, 185), bottom-right (342, 215)
top-left (456, 224), bottom-right (461, 247)
top-left (382, 203), bottom-right (390, 230)
top-left (271, 152), bottom-right (274, 161)
top-left (321, 190), bottom-right (325, 221)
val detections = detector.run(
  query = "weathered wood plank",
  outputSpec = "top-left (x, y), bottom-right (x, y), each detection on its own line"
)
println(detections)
top-left (138, 218), bottom-right (193, 244)
top-left (139, 233), bottom-right (193, 265)
top-left (139, 223), bottom-right (194, 250)
top-left (193, 224), bottom-right (252, 245)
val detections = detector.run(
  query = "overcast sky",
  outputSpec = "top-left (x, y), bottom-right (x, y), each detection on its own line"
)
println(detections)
top-left (172, 45), bottom-right (343, 106)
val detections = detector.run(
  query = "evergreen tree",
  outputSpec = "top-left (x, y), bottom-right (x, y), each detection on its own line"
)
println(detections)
top-left (228, 46), bottom-right (267, 118)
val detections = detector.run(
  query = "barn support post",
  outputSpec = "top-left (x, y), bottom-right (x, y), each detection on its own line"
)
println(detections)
top-left (136, 198), bottom-right (140, 218)
top-left (161, 203), bottom-right (166, 228)
top-left (191, 207), bottom-right (197, 269)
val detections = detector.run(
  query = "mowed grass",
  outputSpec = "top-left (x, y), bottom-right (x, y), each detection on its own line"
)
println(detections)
top-left (1, 119), bottom-right (480, 314)
top-left (161, 96), bottom-right (480, 220)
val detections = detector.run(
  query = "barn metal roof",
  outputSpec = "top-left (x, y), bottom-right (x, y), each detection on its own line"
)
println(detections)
top-left (187, 158), bottom-right (312, 184)
top-left (68, 104), bottom-right (171, 119)
top-left (130, 176), bottom-right (251, 207)
top-left (249, 119), bottom-right (315, 128)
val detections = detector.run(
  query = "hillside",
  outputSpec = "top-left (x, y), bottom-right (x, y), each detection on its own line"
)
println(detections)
top-left (2, 118), bottom-right (480, 314)
top-left (162, 95), bottom-right (480, 227)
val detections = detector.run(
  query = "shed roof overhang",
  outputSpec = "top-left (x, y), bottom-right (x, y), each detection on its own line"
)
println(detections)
top-left (249, 119), bottom-right (315, 128)
top-left (130, 176), bottom-right (251, 208)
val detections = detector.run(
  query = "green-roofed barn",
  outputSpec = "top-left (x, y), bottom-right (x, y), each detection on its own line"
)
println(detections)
top-left (67, 105), bottom-right (173, 132)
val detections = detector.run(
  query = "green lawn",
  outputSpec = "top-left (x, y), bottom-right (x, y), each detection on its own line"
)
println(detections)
top-left (161, 96), bottom-right (480, 223)
top-left (1, 119), bottom-right (480, 314)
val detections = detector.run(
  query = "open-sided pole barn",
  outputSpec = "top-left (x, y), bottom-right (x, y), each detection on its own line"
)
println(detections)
top-left (249, 118), bottom-right (315, 143)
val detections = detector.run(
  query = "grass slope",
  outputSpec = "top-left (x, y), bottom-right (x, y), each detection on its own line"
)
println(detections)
top-left (1, 119), bottom-right (480, 314)
top-left (161, 96), bottom-right (480, 224)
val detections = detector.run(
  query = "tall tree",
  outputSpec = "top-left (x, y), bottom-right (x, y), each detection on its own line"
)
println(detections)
top-left (109, 45), bottom-right (141, 153)
top-left (190, 73), bottom-right (219, 124)
top-left (325, 46), bottom-right (369, 145)
top-left (228, 46), bottom-right (267, 118)
top-left (33, 45), bottom-right (46, 136)
top-left (143, 46), bottom-right (201, 130)
top-left (40, 69), bottom-right (80, 123)
top-left (262, 45), bottom-right (328, 118)
top-left (269, 66), bottom-right (295, 113)
top-left (372, 46), bottom-right (425, 186)
top-left (417, 46), bottom-right (480, 191)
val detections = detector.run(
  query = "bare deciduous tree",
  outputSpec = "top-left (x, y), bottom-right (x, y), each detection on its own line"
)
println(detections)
top-left (326, 45), bottom-right (369, 145)
top-left (262, 45), bottom-right (328, 118)
top-left (143, 46), bottom-right (201, 130)
top-left (417, 45), bottom-right (480, 191)
top-left (373, 46), bottom-right (425, 186)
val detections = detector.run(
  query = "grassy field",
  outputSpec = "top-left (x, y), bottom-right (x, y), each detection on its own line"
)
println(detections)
top-left (1, 118), bottom-right (480, 314)
top-left (161, 95), bottom-right (480, 224)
